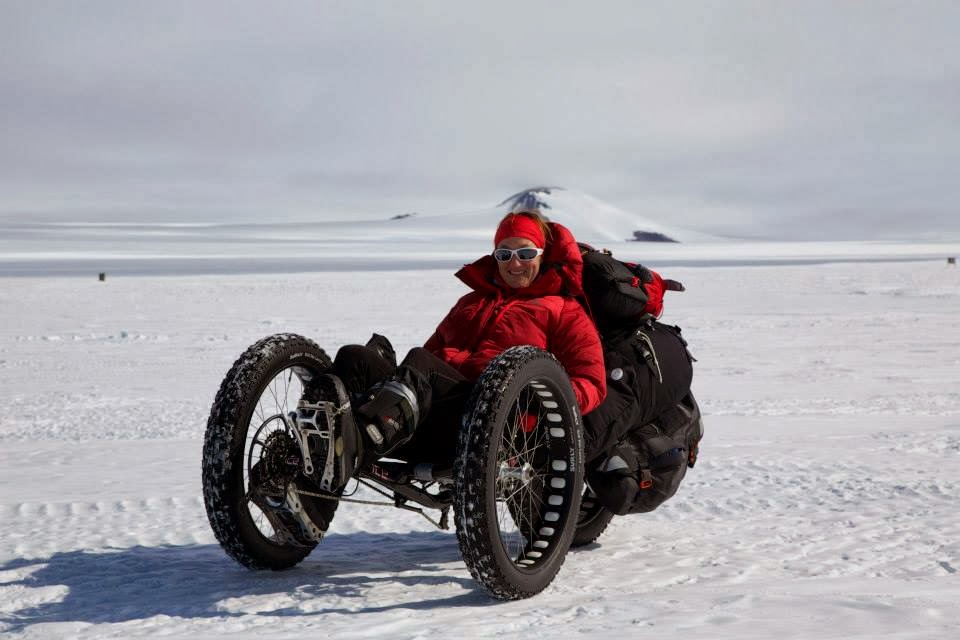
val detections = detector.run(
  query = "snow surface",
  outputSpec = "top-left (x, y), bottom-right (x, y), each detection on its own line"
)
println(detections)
top-left (1, 227), bottom-right (960, 637)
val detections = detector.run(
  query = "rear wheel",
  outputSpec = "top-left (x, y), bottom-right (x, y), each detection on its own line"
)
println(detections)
top-left (570, 485), bottom-right (615, 547)
top-left (454, 346), bottom-right (584, 600)
top-left (202, 334), bottom-right (340, 570)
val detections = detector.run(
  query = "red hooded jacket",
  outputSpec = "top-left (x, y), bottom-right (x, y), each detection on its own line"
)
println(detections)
top-left (424, 222), bottom-right (607, 415)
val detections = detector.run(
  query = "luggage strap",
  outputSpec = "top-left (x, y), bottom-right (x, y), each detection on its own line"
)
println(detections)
top-left (635, 329), bottom-right (663, 383)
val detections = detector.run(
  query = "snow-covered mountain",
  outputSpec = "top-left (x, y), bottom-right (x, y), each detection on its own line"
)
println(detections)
top-left (3, 189), bottom-right (956, 277)
top-left (499, 187), bottom-right (710, 243)
top-left (371, 186), bottom-right (713, 245)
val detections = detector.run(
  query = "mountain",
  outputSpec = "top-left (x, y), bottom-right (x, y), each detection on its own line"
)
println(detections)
top-left (374, 186), bottom-right (714, 245)
top-left (502, 187), bottom-right (711, 243)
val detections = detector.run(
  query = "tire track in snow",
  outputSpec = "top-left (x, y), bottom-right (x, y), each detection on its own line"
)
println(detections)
top-left (579, 451), bottom-right (960, 588)
top-left (0, 496), bottom-right (212, 560)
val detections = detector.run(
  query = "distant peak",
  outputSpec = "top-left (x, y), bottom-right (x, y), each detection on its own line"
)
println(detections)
top-left (497, 186), bottom-right (565, 212)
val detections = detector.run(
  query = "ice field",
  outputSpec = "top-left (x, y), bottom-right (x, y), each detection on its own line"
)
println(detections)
top-left (1, 244), bottom-right (958, 638)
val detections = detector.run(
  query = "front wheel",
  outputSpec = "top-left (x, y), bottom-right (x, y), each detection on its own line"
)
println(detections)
top-left (454, 346), bottom-right (584, 600)
top-left (202, 333), bottom-right (339, 570)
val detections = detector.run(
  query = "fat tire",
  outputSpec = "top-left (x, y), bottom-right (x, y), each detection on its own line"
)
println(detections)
top-left (454, 346), bottom-right (584, 600)
top-left (202, 333), bottom-right (338, 570)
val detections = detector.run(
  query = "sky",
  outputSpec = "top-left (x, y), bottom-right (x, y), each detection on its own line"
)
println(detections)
top-left (2, 0), bottom-right (958, 240)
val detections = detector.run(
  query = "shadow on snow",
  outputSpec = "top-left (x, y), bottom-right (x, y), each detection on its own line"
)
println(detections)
top-left (0, 530), bottom-right (494, 631)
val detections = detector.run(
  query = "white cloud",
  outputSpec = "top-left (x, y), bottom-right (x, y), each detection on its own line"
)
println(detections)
top-left (1, 1), bottom-right (958, 238)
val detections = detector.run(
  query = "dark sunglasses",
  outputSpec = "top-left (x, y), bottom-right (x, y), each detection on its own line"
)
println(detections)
top-left (493, 247), bottom-right (544, 262)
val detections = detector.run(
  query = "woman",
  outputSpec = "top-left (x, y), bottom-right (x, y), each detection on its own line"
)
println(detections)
top-left (329, 208), bottom-right (606, 470)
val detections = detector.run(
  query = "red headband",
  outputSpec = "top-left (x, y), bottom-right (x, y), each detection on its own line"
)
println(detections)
top-left (494, 214), bottom-right (546, 248)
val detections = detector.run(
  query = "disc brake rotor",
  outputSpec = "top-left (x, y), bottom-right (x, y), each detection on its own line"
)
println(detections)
top-left (252, 429), bottom-right (302, 499)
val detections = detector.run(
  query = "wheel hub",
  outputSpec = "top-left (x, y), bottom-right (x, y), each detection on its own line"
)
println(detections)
top-left (498, 460), bottom-right (535, 490)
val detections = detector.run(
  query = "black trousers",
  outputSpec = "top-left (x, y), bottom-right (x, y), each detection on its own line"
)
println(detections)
top-left (331, 344), bottom-right (472, 465)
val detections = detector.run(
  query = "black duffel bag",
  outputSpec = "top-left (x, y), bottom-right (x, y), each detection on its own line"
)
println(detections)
top-left (588, 391), bottom-right (703, 515)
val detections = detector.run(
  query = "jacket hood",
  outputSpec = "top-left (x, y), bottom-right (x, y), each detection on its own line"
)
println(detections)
top-left (456, 221), bottom-right (585, 298)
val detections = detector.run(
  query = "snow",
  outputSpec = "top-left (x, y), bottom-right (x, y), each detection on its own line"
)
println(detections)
top-left (1, 220), bottom-right (959, 637)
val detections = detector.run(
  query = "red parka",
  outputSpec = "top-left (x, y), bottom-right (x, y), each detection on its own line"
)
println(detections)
top-left (424, 222), bottom-right (607, 415)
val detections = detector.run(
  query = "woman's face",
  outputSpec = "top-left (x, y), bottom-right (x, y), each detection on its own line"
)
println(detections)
top-left (496, 237), bottom-right (542, 289)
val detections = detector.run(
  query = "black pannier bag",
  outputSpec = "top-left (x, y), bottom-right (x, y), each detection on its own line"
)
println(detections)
top-left (587, 391), bottom-right (703, 515)
top-left (578, 244), bottom-right (703, 515)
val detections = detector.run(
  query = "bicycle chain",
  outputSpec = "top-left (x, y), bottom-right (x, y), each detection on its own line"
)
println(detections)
top-left (295, 487), bottom-right (394, 507)
top-left (295, 481), bottom-right (450, 530)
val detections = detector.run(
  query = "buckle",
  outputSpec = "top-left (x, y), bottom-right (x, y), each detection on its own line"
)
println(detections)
top-left (639, 468), bottom-right (654, 490)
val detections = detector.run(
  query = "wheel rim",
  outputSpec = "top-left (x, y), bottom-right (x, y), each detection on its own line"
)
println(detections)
top-left (242, 365), bottom-right (316, 543)
top-left (495, 377), bottom-right (577, 570)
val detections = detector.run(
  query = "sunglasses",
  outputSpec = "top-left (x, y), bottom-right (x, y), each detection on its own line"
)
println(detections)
top-left (493, 247), bottom-right (544, 262)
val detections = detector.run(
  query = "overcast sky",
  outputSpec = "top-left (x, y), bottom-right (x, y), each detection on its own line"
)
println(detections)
top-left (2, 1), bottom-right (958, 239)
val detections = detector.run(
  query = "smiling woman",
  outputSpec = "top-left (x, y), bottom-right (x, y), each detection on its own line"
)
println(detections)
top-left (325, 205), bottom-right (607, 467)
top-left (492, 210), bottom-right (551, 289)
